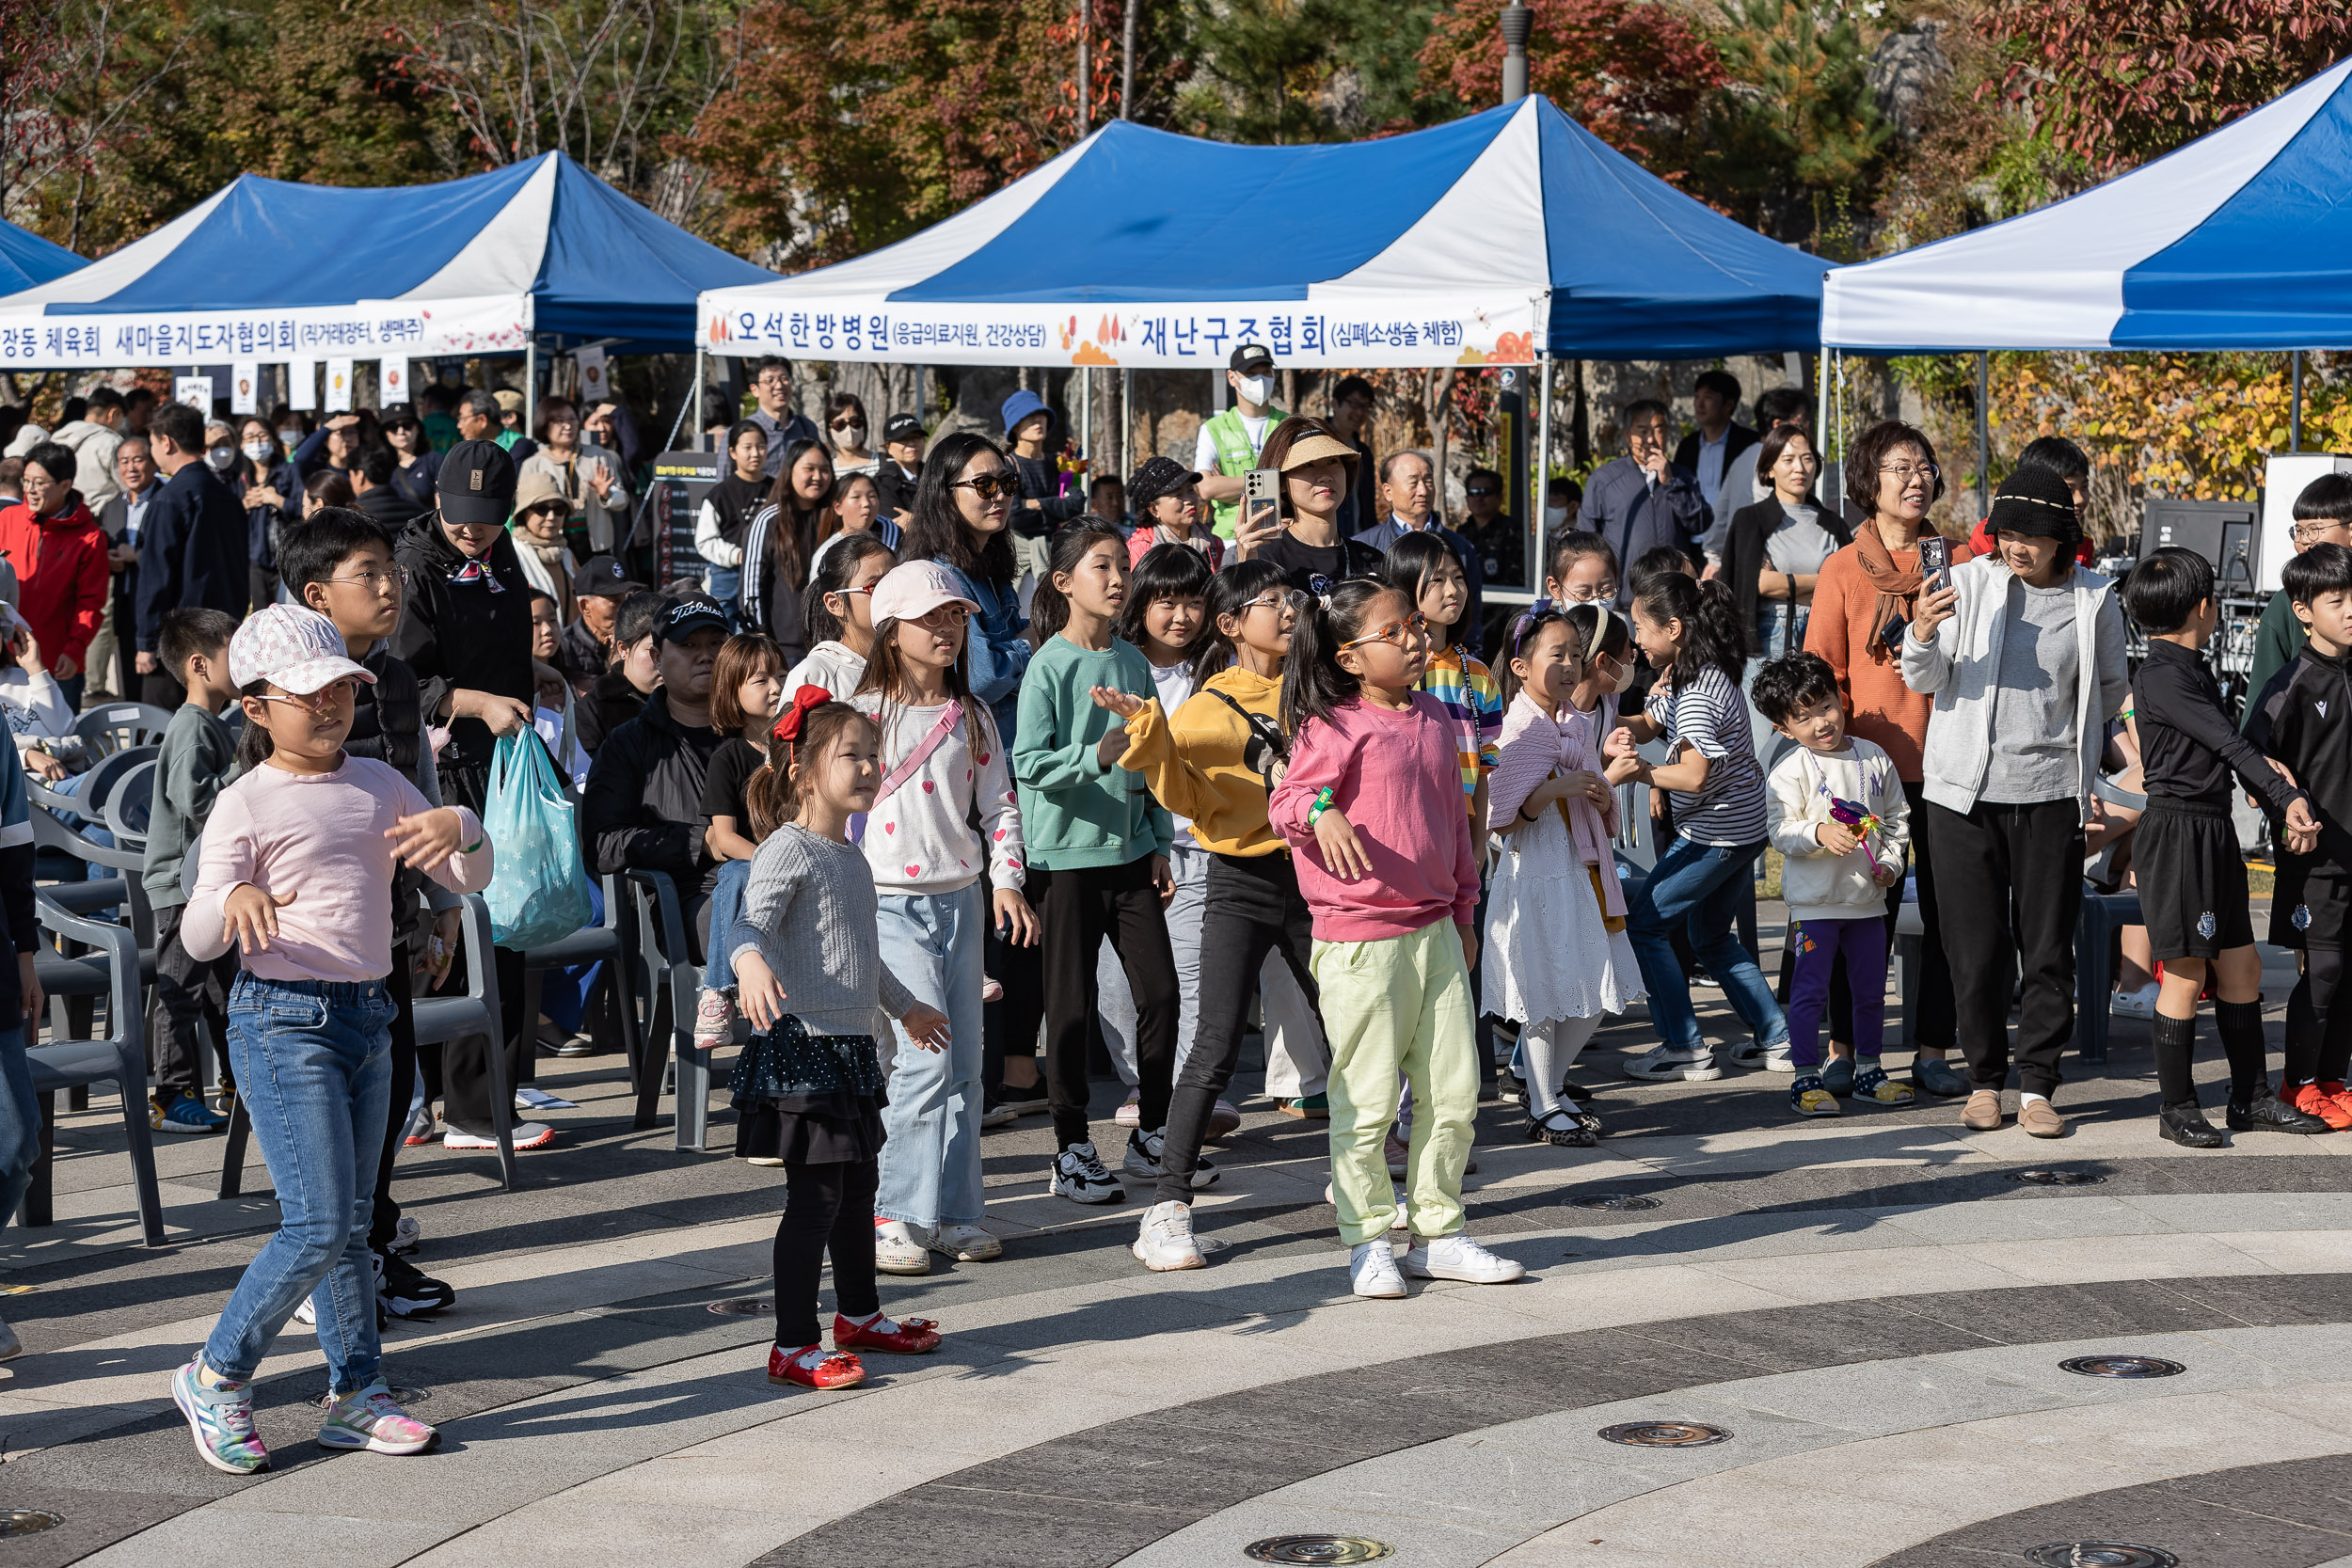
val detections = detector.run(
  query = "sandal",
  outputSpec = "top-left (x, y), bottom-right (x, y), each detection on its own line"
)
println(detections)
top-left (768, 1342), bottom-right (866, 1389)
top-left (833, 1311), bottom-right (942, 1355)
top-left (1524, 1109), bottom-right (1596, 1148)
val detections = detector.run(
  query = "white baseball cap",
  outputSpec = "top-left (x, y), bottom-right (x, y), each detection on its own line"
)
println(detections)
top-left (229, 604), bottom-right (378, 695)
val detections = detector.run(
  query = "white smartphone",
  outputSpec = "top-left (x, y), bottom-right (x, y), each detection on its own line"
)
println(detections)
top-left (1243, 467), bottom-right (1280, 535)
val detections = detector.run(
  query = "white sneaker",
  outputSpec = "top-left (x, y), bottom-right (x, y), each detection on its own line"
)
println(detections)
top-left (1123, 1127), bottom-right (1216, 1190)
top-left (1403, 1232), bottom-right (1526, 1284)
top-left (442, 1121), bottom-right (554, 1150)
top-left (388, 1216), bottom-right (421, 1257)
top-left (874, 1220), bottom-right (931, 1275)
top-left (1624, 1046), bottom-right (1723, 1083)
top-left (1349, 1239), bottom-right (1406, 1299)
top-left (1133, 1201), bottom-right (1206, 1272)
top-left (929, 1223), bottom-right (1001, 1262)
top-left (1114, 1087), bottom-right (1143, 1129)
top-left (1760, 1047), bottom-right (1796, 1074)
top-left (1050, 1141), bottom-right (1125, 1205)
top-left (2111, 982), bottom-right (2160, 1020)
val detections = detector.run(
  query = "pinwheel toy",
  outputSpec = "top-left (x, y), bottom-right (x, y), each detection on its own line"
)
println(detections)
top-left (1827, 797), bottom-right (1883, 840)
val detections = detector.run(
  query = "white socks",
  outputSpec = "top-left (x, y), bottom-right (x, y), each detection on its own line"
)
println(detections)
top-left (1521, 1016), bottom-right (1602, 1119)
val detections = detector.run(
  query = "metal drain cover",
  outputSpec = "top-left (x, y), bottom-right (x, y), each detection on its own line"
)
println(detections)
top-left (310, 1385), bottom-right (430, 1408)
top-left (0, 1511), bottom-right (63, 1537)
top-left (1570, 1193), bottom-right (1661, 1212)
top-left (2060, 1355), bottom-right (2185, 1380)
top-left (2025, 1544), bottom-right (2177, 1567)
top-left (1243, 1535), bottom-right (1393, 1563)
top-left (1598, 1420), bottom-right (1731, 1448)
top-left (2009, 1169), bottom-right (2106, 1186)
top-left (707, 1296), bottom-right (774, 1315)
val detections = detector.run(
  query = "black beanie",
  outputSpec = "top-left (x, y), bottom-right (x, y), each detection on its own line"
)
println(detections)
top-left (1987, 464), bottom-right (2080, 546)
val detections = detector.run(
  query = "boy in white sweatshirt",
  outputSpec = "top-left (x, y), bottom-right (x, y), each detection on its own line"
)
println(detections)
top-left (1756, 653), bottom-right (1915, 1117)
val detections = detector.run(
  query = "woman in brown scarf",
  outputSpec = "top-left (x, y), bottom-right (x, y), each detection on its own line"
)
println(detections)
top-left (1803, 419), bottom-right (1972, 1100)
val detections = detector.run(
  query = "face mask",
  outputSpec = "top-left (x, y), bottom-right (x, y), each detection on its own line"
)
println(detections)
top-left (242, 440), bottom-right (273, 463)
top-left (837, 423), bottom-right (866, 446)
top-left (205, 445), bottom-right (235, 470)
top-left (1238, 375), bottom-right (1273, 406)
top-left (1545, 505), bottom-right (1570, 529)
top-left (278, 427), bottom-right (301, 446)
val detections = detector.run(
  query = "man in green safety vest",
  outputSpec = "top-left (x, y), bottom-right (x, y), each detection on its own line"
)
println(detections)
top-left (1195, 342), bottom-right (1286, 540)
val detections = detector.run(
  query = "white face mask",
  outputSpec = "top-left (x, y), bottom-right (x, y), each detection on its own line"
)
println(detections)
top-left (837, 423), bottom-right (866, 447)
top-left (205, 445), bottom-right (235, 470)
top-left (242, 440), bottom-right (273, 463)
top-left (1610, 653), bottom-right (1636, 694)
top-left (1545, 504), bottom-right (1570, 529)
top-left (1237, 375), bottom-right (1273, 406)
top-left (278, 426), bottom-right (301, 446)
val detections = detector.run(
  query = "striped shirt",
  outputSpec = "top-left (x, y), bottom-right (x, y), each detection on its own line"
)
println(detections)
top-left (1419, 645), bottom-right (1503, 811)
top-left (1645, 663), bottom-right (1768, 847)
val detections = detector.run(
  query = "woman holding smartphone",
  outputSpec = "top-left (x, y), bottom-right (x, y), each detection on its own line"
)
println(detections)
top-left (1239, 419), bottom-right (1384, 594)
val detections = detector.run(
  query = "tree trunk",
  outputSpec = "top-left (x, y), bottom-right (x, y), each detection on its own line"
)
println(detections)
top-left (1120, 0), bottom-right (1137, 119)
top-left (1425, 368), bottom-right (1454, 516)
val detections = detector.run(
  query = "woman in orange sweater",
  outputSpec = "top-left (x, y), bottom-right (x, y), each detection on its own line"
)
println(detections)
top-left (1804, 420), bottom-right (1971, 1101)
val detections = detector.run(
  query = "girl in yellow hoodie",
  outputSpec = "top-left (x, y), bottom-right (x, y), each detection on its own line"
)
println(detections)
top-left (1092, 558), bottom-right (1324, 1270)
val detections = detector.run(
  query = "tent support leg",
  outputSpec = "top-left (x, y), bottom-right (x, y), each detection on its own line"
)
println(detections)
top-left (1976, 352), bottom-right (1990, 518)
top-left (1534, 355), bottom-right (1553, 589)
top-left (2293, 350), bottom-right (2304, 452)
top-left (1817, 350), bottom-right (1836, 510)
top-left (691, 348), bottom-right (705, 450)
top-left (524, 337), bottom-right (538, 446)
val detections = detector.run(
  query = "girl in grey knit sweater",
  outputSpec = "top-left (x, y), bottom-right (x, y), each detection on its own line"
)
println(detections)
top-left (729, 688), bottom-right (952, 1390)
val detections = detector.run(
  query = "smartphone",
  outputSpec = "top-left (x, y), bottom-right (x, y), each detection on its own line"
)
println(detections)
top-left (1243, 467), bottom-right (1280, 536)
top-left (1917, 533), bottom-right (1950, 594)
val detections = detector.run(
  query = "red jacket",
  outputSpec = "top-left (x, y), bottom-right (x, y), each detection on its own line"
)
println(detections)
top-left (0, 495), bottom-right (110, 673)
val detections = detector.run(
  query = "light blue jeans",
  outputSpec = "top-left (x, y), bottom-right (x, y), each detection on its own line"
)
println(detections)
top-left (703, 563), bottom-right (742, 620)
top-left (702, 859), bottom-right (752, 994)
top-left (1626, 835), bottom-right (1788, 1056)
top-left (873, 881), bottom-right (987, 1229)
top-left (203, 975), bottom-right (395, 1392)
top-left (0, 1025), bottom-right (36, 1228)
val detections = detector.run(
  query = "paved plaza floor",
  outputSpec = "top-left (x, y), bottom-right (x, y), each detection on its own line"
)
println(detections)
top-left (8, 906), bottom-right (2352, 1566)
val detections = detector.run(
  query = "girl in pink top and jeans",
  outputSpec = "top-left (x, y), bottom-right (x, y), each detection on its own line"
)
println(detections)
top-left (1267, 580), bottom-right (1525, 1301)
top-left (172, 606), bottom-right (493, 1477)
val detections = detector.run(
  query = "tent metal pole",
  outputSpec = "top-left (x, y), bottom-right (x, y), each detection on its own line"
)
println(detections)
top-left (1976, 352), bottom-right (1990, 517)
top-left (1815, 349), bottom-right (1835, 507)
top-left (1081, 368), bottom-right (1092, 490)
top-left (524, 337), bottom-right (538, 445)
top-left (2293, 350), bottom-right (2304, 452)
top-left (1534, 354), bottom-right (1553, 589)
top-left (1120, 368), bottom-right (1132, 476)
top-left (691, 347), bottom-right (706, 450)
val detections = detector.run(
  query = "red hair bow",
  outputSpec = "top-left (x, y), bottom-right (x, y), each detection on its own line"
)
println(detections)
top-left (771, 684), bottom-right (834, 744)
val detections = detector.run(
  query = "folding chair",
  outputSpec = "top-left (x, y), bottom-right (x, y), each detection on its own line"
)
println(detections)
top-left (519, 871), bottom-right (640, 1090)
top-left (624, 868), bottom-right (710, 1149)
top-left (24, 892), bottom-right (164, 1246)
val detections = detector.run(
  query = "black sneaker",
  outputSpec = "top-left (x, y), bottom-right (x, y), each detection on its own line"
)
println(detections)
top-left (1123, 1126), bottom-right (1217, 1190)
top-left (2227, 1090), bottom-right (2330, 1134)
top-left (2157, 1102), bottom-right (2226, 1148)
top-left (376, 1251), bottom-right (456, 1319)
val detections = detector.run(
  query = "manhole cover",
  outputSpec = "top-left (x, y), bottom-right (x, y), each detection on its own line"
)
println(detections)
top-left (0, 1511), bottom-right (63, 1536)
top-left (2024, 1544), bottom-right (2177, 1567)
top-left (1570, 1193), bottom-right (1661, 1212)
top-left (2060, 1355), bottom-right (2185, 1380)
top-left (310, 1385), bottom-right (430, 1408)
top-left (2009, 1169), bottom-right (2106, 1186)
top-left (1597, 1420), bottom-right (1731, 1448)
top-left (1243, 1536), bottom-right (1393, 1564)
top-left (707, 1297), bottom-right (774, 1316)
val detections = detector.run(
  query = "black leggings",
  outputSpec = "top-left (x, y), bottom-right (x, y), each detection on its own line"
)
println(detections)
top-left (2285, 946), bottom-right (2352, 1087)
top-left (774, 1158), bottom-right (881, 1349)
top-left (1034, 859), bottom-right (1179, 1148)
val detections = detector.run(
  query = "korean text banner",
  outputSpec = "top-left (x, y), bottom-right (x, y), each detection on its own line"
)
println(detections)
top-left (699, 295), bottom-right (1542, 369)
top-left (0, 294), bottom-right (530, 370)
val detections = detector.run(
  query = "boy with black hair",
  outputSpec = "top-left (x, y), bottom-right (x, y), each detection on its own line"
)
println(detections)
top-left (2243, 474), bottom-right (2352, 730)
top-left (2125, 546), bottom-right (2325, 1144)
top-left (1756, 651), bottom-right (1913, 1117)
top-left (279, 508), bottom-right (463, 1316)
top-left (141, 608), bottom-right (242, 1134)
top-left (2249, 541), bottom-right (2352, 1131)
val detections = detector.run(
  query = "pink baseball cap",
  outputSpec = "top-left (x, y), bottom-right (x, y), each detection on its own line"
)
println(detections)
top-left (869, 560), bottom-right (981, 626)
top-left (229, 604), bottom-right (378, 695)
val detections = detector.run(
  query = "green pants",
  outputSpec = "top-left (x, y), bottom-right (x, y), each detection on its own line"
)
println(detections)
top-left (1313, 919), bottom-right (1478, 1247)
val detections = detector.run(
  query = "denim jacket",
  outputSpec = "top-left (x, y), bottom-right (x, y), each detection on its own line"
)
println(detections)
top-left (944, 561), bottom-right (1031, 748)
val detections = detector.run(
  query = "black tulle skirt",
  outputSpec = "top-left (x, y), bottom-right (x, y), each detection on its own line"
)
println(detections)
top-left (730, 1015), bottom-right (890, 1165)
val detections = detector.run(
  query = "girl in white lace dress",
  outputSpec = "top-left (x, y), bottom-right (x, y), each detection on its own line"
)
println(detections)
top-left (1485, 603), bottom-right (1645, 1147)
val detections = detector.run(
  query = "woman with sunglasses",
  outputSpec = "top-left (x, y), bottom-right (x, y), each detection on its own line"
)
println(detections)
top-left (378, 403), bottom-right (443, 515)
top-left (824, 391), bottom-right (879, 478)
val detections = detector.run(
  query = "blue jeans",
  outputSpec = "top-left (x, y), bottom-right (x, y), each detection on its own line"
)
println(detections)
top-left (203, 974), bottom-right (395, 1392)
top-left (703, 564), bottom-right (742, 620)
top-left (1626, 836), bottom-right (1787, 1055)
top-left (0, 1025), bottom-right (36, 1228)
top-left (538, 880), bottom-right (606, 1034)
top-left (701, 860), bottom-right (752, 993)
top-left (873, 882), bottom-right (987, 1229)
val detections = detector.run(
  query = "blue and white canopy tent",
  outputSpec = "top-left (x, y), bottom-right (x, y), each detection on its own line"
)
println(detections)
top-left (1820, 56), bottom-right (2352, 515)
top-left (0, 151), bottom-right (775, 418)
top-left (0, 219), bottom-right (83, 296)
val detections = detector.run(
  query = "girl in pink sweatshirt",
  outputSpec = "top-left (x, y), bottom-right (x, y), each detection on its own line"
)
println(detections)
top-left (172, 606), bottom-right (493, 1478)
top-left (1267, 580), bottom-right (1524, 1301)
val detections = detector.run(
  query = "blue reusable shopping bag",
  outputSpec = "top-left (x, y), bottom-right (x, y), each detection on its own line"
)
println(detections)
top-left (481, 730), bottom-right (595, 948)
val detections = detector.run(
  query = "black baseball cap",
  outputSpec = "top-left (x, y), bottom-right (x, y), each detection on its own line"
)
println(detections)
top-left (654, 595), bottom-right (730, 645)
top-left (438, 439), bottom-right (517, 526)
top-left (378, 401), bottom-right (420, 428)
top-left (1229, 342), bottom-right (1274, 373)
top-left (883, 413), bottom-right (927, 443)
top-left (1126, 454), bottom-right (1201, 511)
top-left (572, 554), bottom-right (645, 600)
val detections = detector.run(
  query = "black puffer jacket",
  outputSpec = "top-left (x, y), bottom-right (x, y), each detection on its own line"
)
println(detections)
top-left (580, 689), bottom-right (722, 892)
top-left (391, 514), bottom-right (534, 801)
top-left (576, 668), bottom-right (652, 757)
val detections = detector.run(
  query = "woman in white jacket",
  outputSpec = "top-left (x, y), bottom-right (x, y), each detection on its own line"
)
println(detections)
top-left (1901, 467), bottom-right (2128, 1140)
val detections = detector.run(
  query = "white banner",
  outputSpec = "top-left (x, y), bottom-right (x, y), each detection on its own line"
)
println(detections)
top-left (574, 344), bottom-right (609, 403)
top-left (325, 359), bottom-right (354, 412)
top-left (0, 293), bottom-right (530, 371)
top-left (173, 375), bottom-right (213, 413)
top-left (230, 361), bottom-right (259, 416)
top-left (288, 358), bottom-right (316, 411)
top-left (381, 357), bottom-right (410, 404)
top-left (698, 293), bottom-right (1542, 370)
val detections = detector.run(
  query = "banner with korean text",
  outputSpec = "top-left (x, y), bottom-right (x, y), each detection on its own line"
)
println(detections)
top-left (0, 294), bottom-right (531, 370)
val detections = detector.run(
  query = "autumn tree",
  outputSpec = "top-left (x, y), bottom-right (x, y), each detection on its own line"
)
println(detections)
top-left (1703, 0), bottom-right (1886, 251)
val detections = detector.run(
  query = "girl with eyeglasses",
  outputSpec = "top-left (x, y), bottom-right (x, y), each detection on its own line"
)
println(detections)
top-left (787, 531), bottom-right (896, 700)
top-left (1267, 580), bottom-right (1525, 1299)
top-left (1487, 605), bottom-right (1645, 1148)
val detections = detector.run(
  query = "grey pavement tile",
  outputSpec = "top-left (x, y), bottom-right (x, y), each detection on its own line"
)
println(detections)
top-left (0, 1488), bottom-right (208, 1568)
top-left (751, 1485), bottom-right (1196, 1568)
